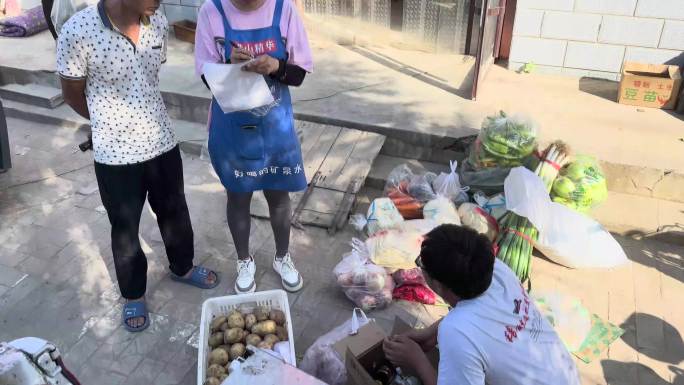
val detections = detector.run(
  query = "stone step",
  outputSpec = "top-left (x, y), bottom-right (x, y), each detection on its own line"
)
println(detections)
top-left (4, 86), bottom-right (684, 205)
top-left (0, 83), bottom-right (64, 109)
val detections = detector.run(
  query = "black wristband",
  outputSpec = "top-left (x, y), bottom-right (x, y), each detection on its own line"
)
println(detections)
top-left (270, 59), bottom-right (287, 80)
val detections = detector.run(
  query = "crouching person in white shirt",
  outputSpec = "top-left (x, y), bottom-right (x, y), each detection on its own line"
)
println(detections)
top-left (383, 224), bottom-right (581, 385)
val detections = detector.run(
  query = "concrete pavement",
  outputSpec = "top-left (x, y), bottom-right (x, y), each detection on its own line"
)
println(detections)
top-left (1, 117), bottom-right (683, 384)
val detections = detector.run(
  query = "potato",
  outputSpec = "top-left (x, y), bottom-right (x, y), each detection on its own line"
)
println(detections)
top-left (275, 326), bottom-right (288, 342)
top-left (269, 310), bottom-right (286, 326)
top-left (209, 348), bottom-right (229, 366)
top-left (208, 332), bottom-right (224, 348)
top-left (251, 320), bottom-right (277, 336)
top-left (254, 306), bottom-right (269, 321)
top-left (230, 343), bottom-right (246, 360)
top-left (220, 322), bottom-right (229, 332)
top-left (218, 373), bottom-right (228, 382)
top-left (210, 316), bottom-right (227, 332)
top-left (204, 378), bottom-right (220, 385)
top-left (263, 334), bottom-right (280, 346)
top-left (207, 364), bottom-right (226, 378)
top-left (244, 314), bottom-right (258, 330)
top-left (227, 311), bottom-right (245, 329)
top-left (257, 340), bottom-right (273, 350)
top-left (224, 328), bottom-right (243, 344)
top-left (245, 333), bottom-right (262, 346)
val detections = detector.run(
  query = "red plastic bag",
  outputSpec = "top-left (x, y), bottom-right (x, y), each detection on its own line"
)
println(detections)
top-left (392, 284), bottom-right (436, 305)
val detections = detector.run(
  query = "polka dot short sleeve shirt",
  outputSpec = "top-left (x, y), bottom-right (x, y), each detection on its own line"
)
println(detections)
top-left (56, 3), bottom-right (176, 165)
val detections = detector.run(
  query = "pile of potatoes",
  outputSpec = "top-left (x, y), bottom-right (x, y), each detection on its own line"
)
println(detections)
top-left (204, 306), bottom-right (289, 385)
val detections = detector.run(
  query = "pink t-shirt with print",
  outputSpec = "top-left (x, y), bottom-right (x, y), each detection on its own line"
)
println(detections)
top-left (194, 0), bottom-right (313, 77)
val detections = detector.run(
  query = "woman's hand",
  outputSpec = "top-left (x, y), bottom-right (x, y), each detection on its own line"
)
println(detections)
top-left (230, 47), bottom-right (253, 64)
top-left (242, 55), bottom-right (280, 75)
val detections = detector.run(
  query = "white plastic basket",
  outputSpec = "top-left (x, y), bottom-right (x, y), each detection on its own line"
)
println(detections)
top-left (197, 290), bottom-right (296, 385)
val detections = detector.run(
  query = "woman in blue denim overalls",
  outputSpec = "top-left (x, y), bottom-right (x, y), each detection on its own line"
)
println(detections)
top-left (195, 0), bottom-right (313, 294)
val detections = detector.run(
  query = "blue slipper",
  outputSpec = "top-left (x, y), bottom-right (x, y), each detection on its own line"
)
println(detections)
top-left (122, 301), bottom-right (150, 333)
top-left (171, 266), bottom-right (220, 289)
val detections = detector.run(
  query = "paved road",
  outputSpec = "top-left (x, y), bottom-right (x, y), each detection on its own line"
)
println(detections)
top-left (0, 118), bottom-right (682, 385)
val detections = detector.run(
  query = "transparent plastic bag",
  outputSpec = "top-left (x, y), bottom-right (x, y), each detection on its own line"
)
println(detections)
top-left (432, 160), bottom-right (469, 204)
top-left (392, 268), bottom-right (426, 287)
top-left (51, 0), bottom-right (97, 35)
top-left (300, 309), bottom-right (371, 385)
top-left (423, 196), bottom-right (461, 225)
top-left (384, 165), bottom-right (424, 219)
top-left (551, 155), bottom-right (608, 213)
top-left (470, 111), bottom-right (539, 170)
top-left (334, 239), bottom-right (394, 311)
top-left (408, 173), bottom-right (438, 202)
top-left (532, 291), bottom-right (591, 352)
top-left (505, 167), bottom-right (628, 269)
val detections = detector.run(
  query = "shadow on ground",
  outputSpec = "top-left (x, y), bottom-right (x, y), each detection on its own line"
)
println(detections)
top-left (615, 233), bottom-right (684, 284)
top-left (578, 77), bottom-right (619, 102)
top-left (602, 312), bottom-right (684, 385)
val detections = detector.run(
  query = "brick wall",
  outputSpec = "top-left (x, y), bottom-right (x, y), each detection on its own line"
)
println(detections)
top-left (509, 0), bottom-right (684, 80)
top-left (161, 0), bottom-right (203, 24)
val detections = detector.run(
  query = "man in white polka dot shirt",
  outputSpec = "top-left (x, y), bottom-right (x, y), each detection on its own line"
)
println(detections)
top-left (57, 0), bottom-right (220, 332)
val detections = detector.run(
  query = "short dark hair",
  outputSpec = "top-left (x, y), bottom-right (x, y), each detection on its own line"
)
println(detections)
top-left (419, 224), bottom-right (495, 300)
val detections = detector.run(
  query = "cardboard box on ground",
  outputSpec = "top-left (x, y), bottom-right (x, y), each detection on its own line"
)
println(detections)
top-left (618, 62), bottom-right (682, 110)
top-left (339, 317), bottom-right (439, 385)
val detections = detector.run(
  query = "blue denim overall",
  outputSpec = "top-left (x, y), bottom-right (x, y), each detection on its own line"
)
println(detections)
top-left (208, 0), bottom-right (307, 193)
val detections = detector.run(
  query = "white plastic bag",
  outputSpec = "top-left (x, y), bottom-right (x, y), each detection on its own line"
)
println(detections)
top-left (457, 203), bottom-right (498, 242)
top-left (532, 290), bottom-right (591, 352)
top-left (504, 167), bottom-right (629, 269)
top-left (51, 0), bottom-right (97, 35)
top-left (300, 309), bottom-right (371, 385)
top-left (365, 198), bottom-right (405, 236)
top-left (433, 160), bottom-right (469, 204)
top-left (423, 197), bottom-right (461, 225)
top-left (334, 239), bottom-right (394, 311)
top-left (365, 220), bottom-right (439, 271)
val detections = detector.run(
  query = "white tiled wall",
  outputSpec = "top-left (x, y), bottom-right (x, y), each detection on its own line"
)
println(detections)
top-left (509, 0), bottom-right (684, 78)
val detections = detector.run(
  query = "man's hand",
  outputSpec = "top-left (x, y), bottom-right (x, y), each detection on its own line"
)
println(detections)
top-left (383, 335), bottom-right (429, 370)
top-left (384, 335), bottom-right (438, 385)
top-left (404, 323), bottom-right (440, 352)
top-left (60, 77), bottom-right (90, 120)
top-left (230, 47), bottom-right (253, 64)
top-left (242, 55), bottom-right (279, 76)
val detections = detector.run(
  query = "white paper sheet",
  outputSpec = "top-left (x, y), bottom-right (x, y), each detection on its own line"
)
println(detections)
top-left (202, 62), bottom-right (275, 114)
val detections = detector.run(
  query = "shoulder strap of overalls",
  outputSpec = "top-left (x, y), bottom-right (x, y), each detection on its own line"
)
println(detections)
top-left (211, 0), bottom-right (233, 31)
top-left (272, 0), bottom-right (285, 29)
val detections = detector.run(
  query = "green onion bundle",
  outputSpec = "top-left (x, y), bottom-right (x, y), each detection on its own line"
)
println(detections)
top-left (495, 212), bottom-right (538, 283)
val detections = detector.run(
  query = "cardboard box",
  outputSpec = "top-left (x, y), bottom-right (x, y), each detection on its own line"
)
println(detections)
top-left (343, 318), bottom-right (439, 385)
top-left (618, 62), bottom-right (682, 109)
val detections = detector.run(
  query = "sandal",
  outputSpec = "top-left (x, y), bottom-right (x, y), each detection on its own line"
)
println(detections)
top-left (171, 266), bottom-right (220, 289)
top-left (122, 301), bottom-right (150, 333)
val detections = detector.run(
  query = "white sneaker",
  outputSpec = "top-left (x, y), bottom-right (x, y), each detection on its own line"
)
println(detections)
top-left (273, 252), bottom-right (303, 292)
top-left (235, 257), bottom-right (256, 294)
